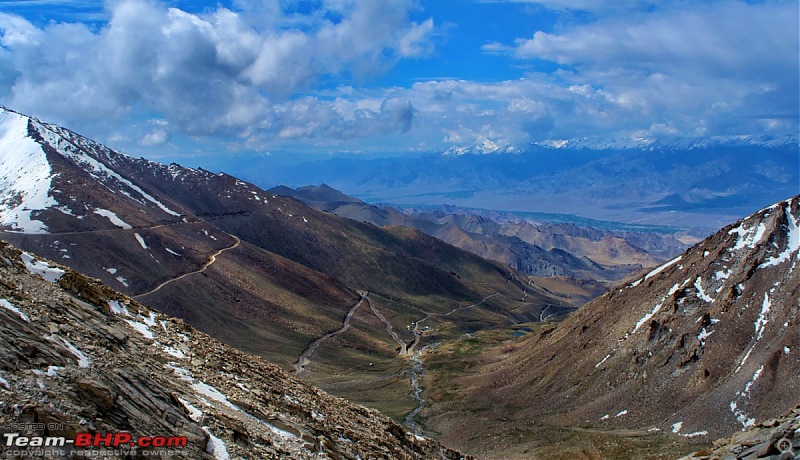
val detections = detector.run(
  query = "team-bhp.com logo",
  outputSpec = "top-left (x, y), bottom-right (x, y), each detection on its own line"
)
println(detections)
top-left (3, 431), bottom-right (188, 457)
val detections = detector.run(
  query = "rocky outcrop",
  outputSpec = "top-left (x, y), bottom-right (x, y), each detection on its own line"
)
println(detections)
top-left (680, 405), bottom-right (800, 459)
top-left (0, 240), bottom-right (467, 459)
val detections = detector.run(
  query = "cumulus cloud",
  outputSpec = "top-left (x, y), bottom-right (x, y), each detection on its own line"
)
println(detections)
top-left (514, 1), bottom-right (796, 79)
top-left (139, 129), bottom-right (169, 147)
top-left (491, 0), bottom-right (799, 142)
top-left (0, 0), bottom-right (433, 143)
top-left (0, 0), bottom-right (796, 156)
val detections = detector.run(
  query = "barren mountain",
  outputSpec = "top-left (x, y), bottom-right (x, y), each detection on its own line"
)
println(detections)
top-left (0, 106), bottom-right (566, 424)
top-left (272, 184), bottom-right (686, 284)
top-left (0, 239), bottom-right (465, 459)
top-left (419, 195), bottom-right (800, 459)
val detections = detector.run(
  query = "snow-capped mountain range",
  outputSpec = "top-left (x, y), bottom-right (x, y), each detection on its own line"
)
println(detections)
top-left (443, 134), bottom-right (799, 155)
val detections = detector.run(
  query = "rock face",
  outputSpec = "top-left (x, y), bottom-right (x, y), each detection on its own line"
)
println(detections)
top-left (430, 196), bottom-right (800, 457)
top-left (680, 405), bottom-right (800, 460)
top-left (0, 240), bottom-right (466, 459)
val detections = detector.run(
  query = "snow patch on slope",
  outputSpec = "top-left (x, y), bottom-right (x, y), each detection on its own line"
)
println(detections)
top-left (0, 298), bottom-right (29, 321)
top-left (134, 233), bottom-right (148, 249)
top-left (124, 319), bottom-right (154, 339)
top-left (0, 110), bottom-right (57, 233)
top-left (203, 427), bottom-right (230, 460)
top-left (631, 282), bottom-right (684, 335)
top-left (759, 204), bottom-right (800, 270)
top-left (736, 293), bottom-right (772, 372)
top-left (108, 300), bottom-right (129, 315)
top-left (21, 253), bottom-right (65, 282)
top-left (93, 208), bottom-right (132, 229)
top-left (728, 222), bottom-right (767, 251)
top-left (47, 335), bottom-right (91, 368)
top-left (694, 277), bottom-right (714, 303)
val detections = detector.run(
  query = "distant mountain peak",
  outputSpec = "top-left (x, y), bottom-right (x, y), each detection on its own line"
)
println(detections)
top-left (443, 139), bottom-right (520, 156)
top-left (443, 134), bottom-right (798, 156)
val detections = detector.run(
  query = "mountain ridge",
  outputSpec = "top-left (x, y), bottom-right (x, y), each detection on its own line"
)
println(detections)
top-left (444, 134), bottom-right (800, 156)
top-left (272, 183), bottom-right (687, 286)
top-left (0, 106), bottom-right (562, 427)
top-left (418, 194), bottom-right (800, 459)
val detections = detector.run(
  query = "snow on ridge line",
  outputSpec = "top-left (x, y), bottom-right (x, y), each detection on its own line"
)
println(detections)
top-left (93, 208), bottom-right (132, 229)
top-left (0, 111), bottom-right (57, 233)
top-left (32, 119), bottom-right (182, 217)
top-left (630, 255), bottom-right (683, 288)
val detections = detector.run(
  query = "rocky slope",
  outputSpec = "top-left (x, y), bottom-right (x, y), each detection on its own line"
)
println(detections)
top-left (420, 195), bottom-right (800, 458)
top-left (680, 404), bottom-right (800, 460)
top-left (0, 239), bottom-right (466, 459)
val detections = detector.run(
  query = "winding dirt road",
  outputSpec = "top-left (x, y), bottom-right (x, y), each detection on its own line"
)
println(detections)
top-left (293, 293), bottom-right (367, 375)
top-left (134, 234), bottom-right (240, 298)
top-left (365, 294), bottom-right (408, 355)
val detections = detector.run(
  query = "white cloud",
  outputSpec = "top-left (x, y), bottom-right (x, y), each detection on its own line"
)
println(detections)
top-left (514, 1), bottom-right (796, 80)
top-left (483, 0), bottom-right (799, 144)
top-left (0, 0), bottom-right (434, 142)
top-left (0, 0), bottom-right (796, 156)
top-left (139, 129), bottom-right (169, 147)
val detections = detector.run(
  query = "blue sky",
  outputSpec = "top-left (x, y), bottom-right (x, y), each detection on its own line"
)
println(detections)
top-left (0, 0), bottom-right (797, 163)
